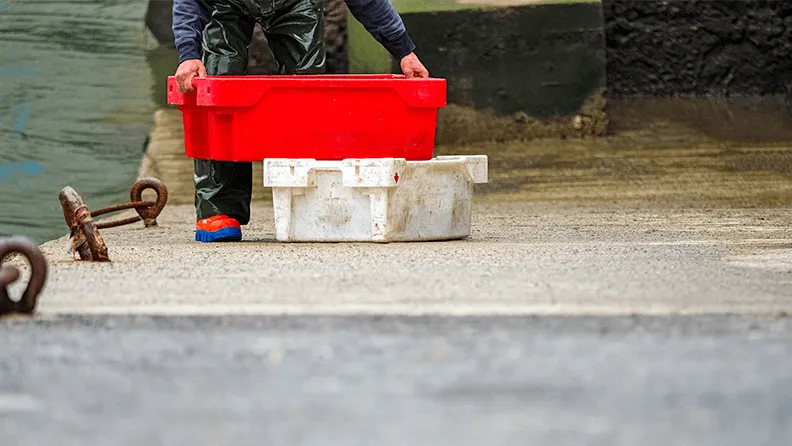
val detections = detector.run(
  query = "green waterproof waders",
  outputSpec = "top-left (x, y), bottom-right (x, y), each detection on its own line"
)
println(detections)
top-left (194, 0), bottom-right (326, 224)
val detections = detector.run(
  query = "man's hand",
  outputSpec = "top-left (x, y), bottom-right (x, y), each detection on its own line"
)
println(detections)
top-left (175, 59), bottom-right (207, 93)
top-left (400, 53), bottom-right (429, 79)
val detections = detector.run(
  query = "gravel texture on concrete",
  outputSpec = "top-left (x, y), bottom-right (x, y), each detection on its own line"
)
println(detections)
top-left (13, 201), bottom-right (791, 316)
top-left (1, 314), bottom-right (791, 446)
top-left (5, 182), bottom-right (792, 446)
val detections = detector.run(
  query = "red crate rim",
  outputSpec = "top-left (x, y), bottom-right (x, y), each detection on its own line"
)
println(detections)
top-left (193, 74), bottom-right (413, 80)
top-left (167, 75), bottom-right (447, 108)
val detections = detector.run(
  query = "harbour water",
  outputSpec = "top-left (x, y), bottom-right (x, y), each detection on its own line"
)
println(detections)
top-left (0, 0), bottom-right (171, 243)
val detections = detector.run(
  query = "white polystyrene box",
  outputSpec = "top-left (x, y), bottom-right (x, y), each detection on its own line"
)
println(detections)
top-left (263, 156), bottom-right (488, 242)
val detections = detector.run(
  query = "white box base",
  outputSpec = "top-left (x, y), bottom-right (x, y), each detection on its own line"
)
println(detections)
top-left (263, 156), bottom-right (488, 243)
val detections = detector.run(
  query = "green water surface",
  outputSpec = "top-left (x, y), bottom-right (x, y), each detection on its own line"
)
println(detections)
top-left (0, 0), bottom-right (164, 243)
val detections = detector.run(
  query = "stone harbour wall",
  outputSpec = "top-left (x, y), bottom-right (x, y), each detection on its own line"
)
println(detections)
top-left (602, 0), bottom-right (792, 97)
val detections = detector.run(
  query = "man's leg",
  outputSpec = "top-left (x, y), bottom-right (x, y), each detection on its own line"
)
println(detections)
top-left (262, 0), bottom-right (326, 74)
top-left (195, 2), bottom-right (256, 231)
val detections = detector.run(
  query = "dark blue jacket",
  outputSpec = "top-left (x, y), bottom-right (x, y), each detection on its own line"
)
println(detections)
top-left (173, 0), bottom-right (416, 64)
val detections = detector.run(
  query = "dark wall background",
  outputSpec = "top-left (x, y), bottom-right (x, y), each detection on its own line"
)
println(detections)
top-left (398, 3), bottom-right (606, 119)
top-left (149, 0), bottom-right (792, 137)
top-left (603, 0), bottom-right (792, 97)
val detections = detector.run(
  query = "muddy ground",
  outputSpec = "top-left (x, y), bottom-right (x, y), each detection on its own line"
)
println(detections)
top-left (143, 97), bottom-right (792, 209)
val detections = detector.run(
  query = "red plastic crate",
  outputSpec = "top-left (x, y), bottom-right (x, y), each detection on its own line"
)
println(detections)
top-left (167, 75), bottom-right (447, 162)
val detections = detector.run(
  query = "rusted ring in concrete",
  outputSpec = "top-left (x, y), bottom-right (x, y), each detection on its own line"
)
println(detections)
top-left (0, 237), bottom-right (48, 315)
top-left (130, 178), bottom-right (168, 227)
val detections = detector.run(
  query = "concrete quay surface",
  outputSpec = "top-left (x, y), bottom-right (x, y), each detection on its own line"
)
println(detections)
top-left (2, 314), bottom-right (791, 446)
top-left (6, 188), bottom-right (787, 446)
top-left (5, 104), bottom-right (792, 445)
top-left (4, 198), bottom-right (792, 446)
top-left (27, 201), bottom-right (792, 316)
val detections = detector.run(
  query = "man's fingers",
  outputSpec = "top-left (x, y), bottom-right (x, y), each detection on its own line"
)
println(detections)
top-left (177, 72), bottom-right (195, 94)
top-left (174, 60), bottom-right (206, 93)
top-left (177, 75), bottom-right (188, 94)
top-left (184, 72), bottom-right (196, 92)
top-left (405, 67), bottom-right (429, 79)
top-left (176, 75), bottom-right (187, 94)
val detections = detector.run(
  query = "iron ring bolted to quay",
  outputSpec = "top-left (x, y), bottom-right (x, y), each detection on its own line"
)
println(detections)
top-left (59, 177), bottom-right (168, 262)
top-left (0, 236), bottom-right (47, 317)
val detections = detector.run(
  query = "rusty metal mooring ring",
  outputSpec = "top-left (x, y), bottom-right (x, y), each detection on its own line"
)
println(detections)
top-left (90, 177), bottom-right (168, 229)
top-left (130, 177), bottom-right (168, 227)
top-left (59, 178), bottom-right (168, 262)
top-left (0, 237), bottom-right (48, 316)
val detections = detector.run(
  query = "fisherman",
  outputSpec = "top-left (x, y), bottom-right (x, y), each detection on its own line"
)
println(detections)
top-left (172, 0), bottom-right (430, 242)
